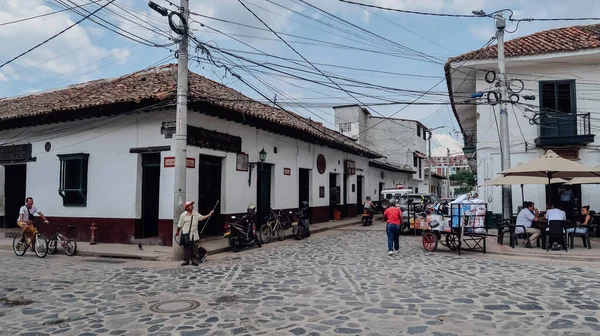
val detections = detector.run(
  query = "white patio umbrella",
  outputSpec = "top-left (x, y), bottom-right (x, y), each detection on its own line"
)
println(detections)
top-left (566, 176), bottom-right (600, 185)
top-left (483, 174), bottom-right (568, 204)
top-left (564, 165), bottom-right (600, 185)
top-left (499, 150), bottom-right (600, 203)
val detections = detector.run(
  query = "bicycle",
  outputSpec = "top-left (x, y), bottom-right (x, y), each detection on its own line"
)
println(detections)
top-left (13, 222), bottom-right (48, 258)
top-left (48, 224), bottom-right (77, 256)
top-left (259, 210), bottom-right (285, 244)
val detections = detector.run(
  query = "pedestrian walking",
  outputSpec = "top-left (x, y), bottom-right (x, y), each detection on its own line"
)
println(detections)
top-left (175, 201), bottom-right (214, 266)
top-left (383, 199), bottom-right (403, 256)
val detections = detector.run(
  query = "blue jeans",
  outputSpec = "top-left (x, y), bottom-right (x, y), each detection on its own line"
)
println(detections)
top-left (566, 228), bottom-right (587, 235)
top-left (386, 223), bottom-right (400, 252)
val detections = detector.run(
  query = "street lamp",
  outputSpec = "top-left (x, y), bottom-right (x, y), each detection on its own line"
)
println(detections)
top-left (248, 148), bottom-right (267, 186)
top-left (259, 148), bottom-right (267, 164)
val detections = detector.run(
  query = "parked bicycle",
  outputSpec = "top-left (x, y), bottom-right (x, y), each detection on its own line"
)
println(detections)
top-left (260, 209), bottom-right (285, 244)
top-left (13, 222), bottom-right (48, 258)
top-left (48, 224), bottom-right (77, 256)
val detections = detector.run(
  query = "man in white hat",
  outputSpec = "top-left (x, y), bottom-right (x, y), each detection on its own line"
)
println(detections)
top-left (175, 201), bottom-right (214, 266)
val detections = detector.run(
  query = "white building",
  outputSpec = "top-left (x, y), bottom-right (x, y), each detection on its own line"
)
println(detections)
top-left (0, 64), bottom-right (415, 245)
top-left (333, 105), bottom-right (428, 193)
top-left (446, 24), bottom-right (600, 214)
top-left (429, 154), bottom-right (470, 178)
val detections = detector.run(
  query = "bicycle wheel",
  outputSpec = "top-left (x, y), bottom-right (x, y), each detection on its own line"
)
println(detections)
top-left (47, 236), bottom-right (58, 255)
top-left (274, 222), bottom-right (284, 241)
top-left (34, 234), bottom-right (48, 258)
top-left (12, 235), bottom-right (27, 256)
top-left (65, 239), bottom-right (77, 256)
top-left (260, 224), bottom-right (271, 244)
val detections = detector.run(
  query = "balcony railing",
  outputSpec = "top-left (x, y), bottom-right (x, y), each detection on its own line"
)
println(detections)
top-left (535, 113), bottom-right (595, 147)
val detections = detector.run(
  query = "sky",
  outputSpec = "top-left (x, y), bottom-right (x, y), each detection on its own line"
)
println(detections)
top-left (2, 0), bottom-right (600, 156)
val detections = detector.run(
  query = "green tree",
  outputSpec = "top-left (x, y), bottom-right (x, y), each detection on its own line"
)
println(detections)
top-left (450, 170), bottom-right (476, 196)
top-left (449, 170), bottom-right (476, 187)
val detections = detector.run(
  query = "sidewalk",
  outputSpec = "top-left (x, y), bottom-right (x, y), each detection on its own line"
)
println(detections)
top-left (0, 215), bottom-right (369, 261)
top-left (485, 232), bottom-right (600, 262)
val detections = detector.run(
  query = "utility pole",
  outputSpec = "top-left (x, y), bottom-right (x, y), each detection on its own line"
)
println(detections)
top-left (446, 148), bottom-right (450, 197)
top-left (172, 0), bottom-right (189, 259)
top-left (428, 131), bottom-right (432, 195)
top-left (496, 12), bottom-right (512, 219)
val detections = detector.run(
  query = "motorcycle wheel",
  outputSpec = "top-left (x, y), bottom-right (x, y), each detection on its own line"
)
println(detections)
top-left (254, 234), bottom-right (262, 247)
top-left (259, 225), bottom-right (271, 244)
top-left (362, 218), bottom-right (367, 226)
top-left (295, 221), bottom-right (305, 240)
top-left (228, 235), bottom-right (242, 252)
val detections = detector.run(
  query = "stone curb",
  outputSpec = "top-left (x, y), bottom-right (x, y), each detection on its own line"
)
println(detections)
top-left (0, 218), bottom-right (367, 262)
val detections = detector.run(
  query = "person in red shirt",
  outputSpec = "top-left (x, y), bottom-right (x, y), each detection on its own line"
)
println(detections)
top-left (383, 199), bottom-right (403, 255)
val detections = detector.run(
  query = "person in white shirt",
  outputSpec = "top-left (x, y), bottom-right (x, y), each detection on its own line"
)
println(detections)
top-left (516, 201), bottom-right (540, 247)
top-left (17, 197), bottom-right (49, 248)
top-left (545, 204), bottom-right (566, 221)
top-left (175, 201), bottom-right (213, 266)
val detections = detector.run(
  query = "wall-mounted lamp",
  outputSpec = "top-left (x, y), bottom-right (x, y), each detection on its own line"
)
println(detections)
top-left (248, 148), bottom-right (267, 186)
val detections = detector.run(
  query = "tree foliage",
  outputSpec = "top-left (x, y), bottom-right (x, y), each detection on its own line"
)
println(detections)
top-left (449, 170), bottom-right (475, 187)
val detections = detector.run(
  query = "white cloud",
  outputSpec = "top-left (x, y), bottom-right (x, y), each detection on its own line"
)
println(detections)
top-left (0, 0), bottom-right (154, 95)
top-left (431, 132), bottom-right (463, 156)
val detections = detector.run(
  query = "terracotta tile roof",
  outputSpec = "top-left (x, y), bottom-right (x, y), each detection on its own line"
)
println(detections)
top-left (448, 24), bottom-right (600, 63)
top-left (0, 64), bottom-right (380, 158)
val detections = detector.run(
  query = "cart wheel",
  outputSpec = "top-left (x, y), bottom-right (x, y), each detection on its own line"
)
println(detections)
top-left (446, 235), bottom-right (460, 251)
top-left (422, 232), bottom-right (438, 252)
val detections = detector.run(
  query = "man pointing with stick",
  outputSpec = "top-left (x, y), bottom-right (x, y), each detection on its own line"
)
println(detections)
top-left (175, 201), bottom-right (215, 266)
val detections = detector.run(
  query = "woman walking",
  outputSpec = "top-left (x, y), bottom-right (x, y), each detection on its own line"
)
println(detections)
top-left (175, 201), bottom-right (214, 266)
top-left (383, 199), bottom-right (403, 256)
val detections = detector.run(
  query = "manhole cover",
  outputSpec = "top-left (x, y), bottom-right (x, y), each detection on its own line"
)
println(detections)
top-left (148, 300), bottom-right (201, 313)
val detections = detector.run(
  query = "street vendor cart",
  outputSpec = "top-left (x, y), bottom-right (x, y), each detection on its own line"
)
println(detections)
top-left (422, 202), bottom-right (488, 255)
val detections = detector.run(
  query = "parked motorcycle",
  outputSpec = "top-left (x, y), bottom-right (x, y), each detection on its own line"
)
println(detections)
top-left (361, 208), bottom-right (373, 226)
top-left (292, 201), bottom-right (311, 240)
top-left (224, 204), bottom-right (262, 252)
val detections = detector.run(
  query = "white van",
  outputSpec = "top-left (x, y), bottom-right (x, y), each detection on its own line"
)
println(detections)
top-left (380, 188), bottom-right (413, 209)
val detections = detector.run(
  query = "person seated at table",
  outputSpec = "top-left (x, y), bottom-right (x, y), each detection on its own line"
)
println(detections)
top-left (566, 205), bottom-right (591, 236)
top-left (545, 204), bottom-right (566, 221)
top-left (516, 201), bottom-right (540, 248)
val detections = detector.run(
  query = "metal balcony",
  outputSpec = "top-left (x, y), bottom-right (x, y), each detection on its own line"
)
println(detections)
top-left (534, 113), bottom-right (595, 147)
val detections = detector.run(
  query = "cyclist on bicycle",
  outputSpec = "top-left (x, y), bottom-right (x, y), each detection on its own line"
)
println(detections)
top-left (17, 197), bottom-right (49, 247)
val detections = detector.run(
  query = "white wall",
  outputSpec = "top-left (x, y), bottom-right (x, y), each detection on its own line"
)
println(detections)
top-left (0, 111), bottom-right (172, 219)
top-left (0, 108), bottom-right (423, 223)
top-left (474, 61), bottom-right (600, 213)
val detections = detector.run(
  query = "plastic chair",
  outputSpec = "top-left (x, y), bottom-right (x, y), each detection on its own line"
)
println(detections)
top-left (546, 220), bottom-right (567, 252)
top-left (569, 217), bottom-right (596, 249)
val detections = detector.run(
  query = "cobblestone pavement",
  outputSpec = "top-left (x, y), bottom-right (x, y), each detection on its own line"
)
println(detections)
top-left (1, 229), bottom-right (600, 336)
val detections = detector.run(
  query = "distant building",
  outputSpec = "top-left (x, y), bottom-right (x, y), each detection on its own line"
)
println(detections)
top-left (428, 154), bottom-right (470, 177)
top-left (333, 105), bottom-right (428, 193)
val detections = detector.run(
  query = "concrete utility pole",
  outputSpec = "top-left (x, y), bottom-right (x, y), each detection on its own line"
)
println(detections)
top-left (496, 12), bottom-right (512, 219)
top-left (173, 0), bottom-right (190, 259)
top-left (446, 148), bottom-right (450, 197)
top-left (428, 131), bottom-right (432, 194)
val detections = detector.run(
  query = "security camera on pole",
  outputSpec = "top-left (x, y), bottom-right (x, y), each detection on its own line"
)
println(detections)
top-left (495, 12), bottom-right (513, 219)
top-left (149, 0), bottom-right (190, 259)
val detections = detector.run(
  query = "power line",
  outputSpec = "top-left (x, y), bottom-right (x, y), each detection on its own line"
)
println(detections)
top-left (50, 0), bottom-right (173, 47)
top-left (0, 0), bottom-right (101, 27)
top-left (0, 0), bottom-right (116, 70)
top-left (337, 0), bottom-right (480, 18)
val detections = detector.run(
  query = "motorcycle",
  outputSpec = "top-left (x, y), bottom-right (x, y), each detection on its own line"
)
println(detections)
top-left (292, 201), bottom-right (311, 240)
top-left (361, 208), bottom-right (373, 226)
top-left (224, 204), bottom-right (262, 252)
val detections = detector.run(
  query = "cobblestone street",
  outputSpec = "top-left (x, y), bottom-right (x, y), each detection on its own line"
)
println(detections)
top-left (1, 228), bottom-right (600, 336)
